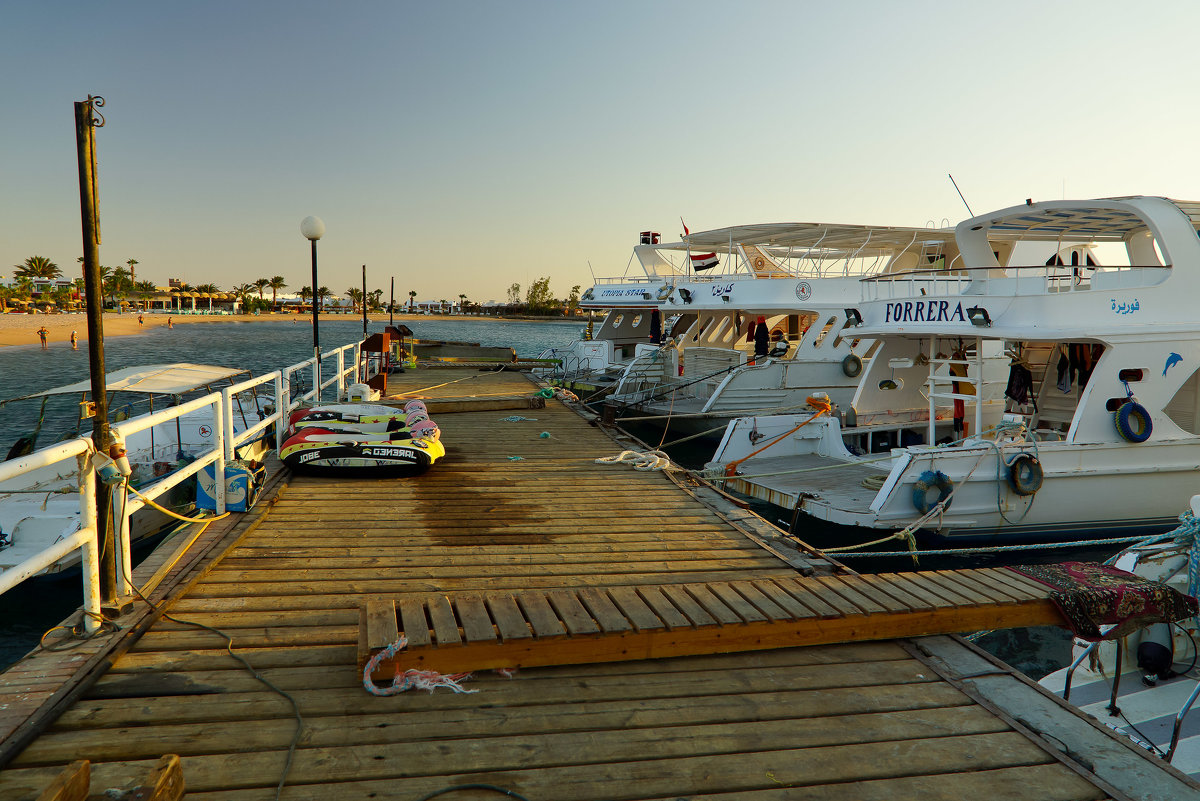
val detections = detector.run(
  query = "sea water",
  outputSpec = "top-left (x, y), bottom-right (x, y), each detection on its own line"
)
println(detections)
top-left (0, 316), bottom-right (583, 666)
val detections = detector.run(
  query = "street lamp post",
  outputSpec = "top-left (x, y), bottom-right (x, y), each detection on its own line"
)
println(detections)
top-left (300, 216), bottom-right (325, 398)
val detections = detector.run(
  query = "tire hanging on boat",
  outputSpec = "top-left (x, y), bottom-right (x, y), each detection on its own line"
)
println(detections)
top-left (1006, 453), bottom-right (1043, 496)
top-left (841, 353), bottom-right (863, 378)
top-left (1114, 401), bottom-right (1152, 443)
top-left (912, 469), bottom-right (954, 514)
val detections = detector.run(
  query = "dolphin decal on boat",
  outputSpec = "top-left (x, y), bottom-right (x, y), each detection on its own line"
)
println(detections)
top-left (1164, 352), bottom-right (1183, 376)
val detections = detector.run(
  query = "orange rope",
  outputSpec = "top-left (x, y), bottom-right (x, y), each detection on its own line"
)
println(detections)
top-left (724, 396), bottom-right (834, 477)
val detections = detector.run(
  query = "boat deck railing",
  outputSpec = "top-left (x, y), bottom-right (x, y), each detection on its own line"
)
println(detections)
top-left (0, 339), bottom-right (365, 636)
top-left (861, 263), bottom-right (1171, 301)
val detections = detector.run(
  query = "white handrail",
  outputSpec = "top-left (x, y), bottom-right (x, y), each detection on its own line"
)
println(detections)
top-left (0, 338), bottom-right (363, 635)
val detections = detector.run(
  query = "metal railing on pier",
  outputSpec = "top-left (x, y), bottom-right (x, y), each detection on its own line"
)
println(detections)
top-left (0, 339), bottom-right (363, 635)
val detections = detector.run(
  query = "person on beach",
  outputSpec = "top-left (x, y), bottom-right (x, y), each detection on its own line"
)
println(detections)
top-left (70, 330), bottom-right (78, 350)
top-left (138, 314), bottom-right (144, 325)
top-left (167, 317), bottom-right (173, 329)
top-left (36, 326), bottom-right (48, 349)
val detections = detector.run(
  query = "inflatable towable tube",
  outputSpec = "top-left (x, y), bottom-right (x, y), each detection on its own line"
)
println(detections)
top-left (288, 402), bottom-right (439, 440)
top-left (280, 426), bottom-right (445, 475)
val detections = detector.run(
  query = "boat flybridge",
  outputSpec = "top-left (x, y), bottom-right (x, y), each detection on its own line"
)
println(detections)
top-left (534, 232), bottom-right (686, 390)
top-left (602, 221), bottom-right (970, 441)
top-left (709, 195), bottom-right (1197, 547)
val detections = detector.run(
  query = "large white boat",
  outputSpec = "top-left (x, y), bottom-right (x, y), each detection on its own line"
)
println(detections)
top-left (709, 196), bottom-right (1200, 547)
top-left (534, 232), bottom-right (686, 390)
top-left (0, 364), bottom-right (272, 575)
top-left (602, 222), bottom-right (963, 442)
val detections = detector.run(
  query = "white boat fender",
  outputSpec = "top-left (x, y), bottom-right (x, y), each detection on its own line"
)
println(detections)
top-left (1006, 453), bottom-right (1043, 496)
top-left (912, 470), bottom-right (953, 514)
top-left (1137, 622), bottom-right (1176, 685)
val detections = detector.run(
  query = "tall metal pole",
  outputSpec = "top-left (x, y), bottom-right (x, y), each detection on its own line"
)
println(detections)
top-left (311, 239), bottom-right (320, 399)
top-left (389, 277), bottom-right (394, 328)
top-left (362, 264), bottom-right (368, 340)
top-left (75, 95), bottom-right (116, 603)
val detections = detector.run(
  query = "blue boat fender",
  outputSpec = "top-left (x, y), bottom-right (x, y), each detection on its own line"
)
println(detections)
top-left (912, 470), bottom-right (954, 514)
top-left (1115, 401), bottom-right (1152, 443)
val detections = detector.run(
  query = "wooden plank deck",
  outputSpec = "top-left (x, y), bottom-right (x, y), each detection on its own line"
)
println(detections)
top-left (0, 366), bottom-right (1194, 800)
top-left (360, 569), bottom-right (1065, 676)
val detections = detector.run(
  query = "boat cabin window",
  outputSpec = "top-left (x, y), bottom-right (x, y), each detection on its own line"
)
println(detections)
top-left (1118, 368), bottom-right (1144, 382)
top-left (811, 317), bottom-right (837, 349)
top-left (631, 314), bottom-right (642, 328)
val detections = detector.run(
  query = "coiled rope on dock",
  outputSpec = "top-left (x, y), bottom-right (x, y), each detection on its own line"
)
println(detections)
top-left (595, 449), bottom-right (675, 471)
top-left (361, 635), bottom-right (477, 696)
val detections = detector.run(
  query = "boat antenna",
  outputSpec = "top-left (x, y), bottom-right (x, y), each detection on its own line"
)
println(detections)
top-left (948, 173), bottom-right (974, 216)
top-left (587, 260), bottom-right (596, 282)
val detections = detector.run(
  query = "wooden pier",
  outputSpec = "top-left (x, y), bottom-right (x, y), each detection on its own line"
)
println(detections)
top-left (0, 367), bottom-right (1196, 800)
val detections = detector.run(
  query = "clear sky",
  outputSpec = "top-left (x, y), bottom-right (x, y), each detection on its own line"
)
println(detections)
top-left (5, 1), bottom-right (1200, 304)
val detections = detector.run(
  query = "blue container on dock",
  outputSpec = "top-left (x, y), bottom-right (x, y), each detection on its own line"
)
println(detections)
top-left (196, 462), bottom-right (265, 512)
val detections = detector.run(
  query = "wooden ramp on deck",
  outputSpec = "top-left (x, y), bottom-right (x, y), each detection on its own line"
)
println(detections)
top-left (361, 568), bottom-right (1064, 676)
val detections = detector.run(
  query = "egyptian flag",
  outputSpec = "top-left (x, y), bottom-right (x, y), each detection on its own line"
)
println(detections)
top-left (690, 252), bottom-right (719, 271)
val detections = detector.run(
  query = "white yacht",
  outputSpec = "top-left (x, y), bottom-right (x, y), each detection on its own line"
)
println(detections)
top-left (604, 222), bottom-right (962, 442)
top-left (534, 232), bottom-right (686, 390)
top-left (709, 196), bottom-right (1199, 547)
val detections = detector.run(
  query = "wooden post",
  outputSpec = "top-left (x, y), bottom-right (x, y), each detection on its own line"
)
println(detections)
top-left (75, 95), bottom-right (117, 603)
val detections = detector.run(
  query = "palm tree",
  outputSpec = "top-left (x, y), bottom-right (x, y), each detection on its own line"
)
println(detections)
top-left (105, 266), bottom-right (132, 310)
top-left (14, 256), bottom-right (61, 280)
top-left (317, 286), bottom-right (332, 312)
top-left (254, 278), bottom-right (270, 301)
top-left (125, 258), bottom-right (139, 286)
top-left (369, 288), bottom-right (383, 312)
top-left (439, 299), bottom-right (449, 314)
top-left (458, 294), bottom-right (467, 315)
top-left (346, 287), bottom-right (364, 313)
top-left (268, 275), bottom-right (287, 309)
top-left (231, 282), bottom-right (254, 313)
top-left (408, 290), bottom-right (417, 311)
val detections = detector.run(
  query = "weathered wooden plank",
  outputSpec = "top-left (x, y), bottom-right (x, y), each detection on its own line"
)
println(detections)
top-left (484, 594), bottom-right (532, 641)
top-left (681, 584), bottom-right (742, 625)
top-left (837, 575), bottom-right (915, 613)
top-left (634, 586), bottom-right (691, 630)
top-left (426, 596), bottom-right (462, 647)
top-left (726, 581), bottom-right (790, 621)
top-left (659, 585), bottom-right (719, 628)
top-left (516, 592), bottom-right (567, 639)
top-left (606, 586), bottom-right (667, 632)
top-left (869, 574), bottom-right (937, 611)
top-left (707, 583), bottom-right (769, 623)
top-left (812, 576), bottom-right (888, 614)
top-left (545, 591), bottom-right (601, 636)
top-left (364, 599), bottom-right (398, 651)
top-left (16, 683), bottom-right (973, 765)
top-left (397, 599), bottom-right (431, 649)
top-left (453, 595), bottom-right (496, 644)
top-left (576, 588), bottom-right (632, 634)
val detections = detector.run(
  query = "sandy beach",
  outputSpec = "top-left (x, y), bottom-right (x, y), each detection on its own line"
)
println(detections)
top-left (0, 310), bottom-right (555, 348)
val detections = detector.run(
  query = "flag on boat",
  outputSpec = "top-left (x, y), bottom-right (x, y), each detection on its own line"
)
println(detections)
top-left (690, 252), bottom-right (719, 271)
top-left (681, 217), bottom-right (690, 238)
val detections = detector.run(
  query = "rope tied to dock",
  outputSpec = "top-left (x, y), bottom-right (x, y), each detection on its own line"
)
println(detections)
top-left (499, 415), bottom-right (538, 422)
top-left (595, 449), bottom-right (675, 471)
top-left (362, 636), bottom-right (477, 696)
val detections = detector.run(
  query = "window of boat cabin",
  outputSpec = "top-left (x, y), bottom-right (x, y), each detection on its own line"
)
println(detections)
top-left (811, 317), bottom-right (837, 348)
